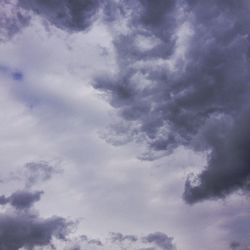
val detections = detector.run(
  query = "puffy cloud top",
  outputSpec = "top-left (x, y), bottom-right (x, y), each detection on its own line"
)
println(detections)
top-left (18, 0), bottom-right (101, 32)
top-left (0, 189), bottom-right (72, 250)
top-left (94, 0), bottom-right (250, 203)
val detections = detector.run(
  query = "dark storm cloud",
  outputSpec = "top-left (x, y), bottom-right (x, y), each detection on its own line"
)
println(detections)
top-left (0, 190), bottom-right (72, 250)
top-left (18, 0), bottom-right (102, 32)
top-left (94, 0), bottom-right (250, 203)
top-left (181, 0), bottom-right (250, 203)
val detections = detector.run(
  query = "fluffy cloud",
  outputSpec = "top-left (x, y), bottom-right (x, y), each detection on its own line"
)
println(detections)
top-left (143, 232), bottom-right (175, 250)
top-left (94, 0), bottom-right (250, 203)
top-left (110, 232), bottom-right (138, 243)
top-left (0, 1), bottom-right (249, 249)
top-left (0, 189), bottom-right (72, 250)
top-left (0, 190), bottom-right (43, 210)
top-left (0, 0), bottom-right (103, 42)
top-left (0, 213), bottom-right (69, 250)
top-left (0, 0), bottom-right (30, 41)
top-left (18, 0), bottom-right (102, 32)
top-left (2, 0), bottom-right (250, 206)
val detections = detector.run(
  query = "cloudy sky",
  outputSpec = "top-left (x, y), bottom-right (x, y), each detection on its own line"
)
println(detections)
top-left (0, 0), bottom-right (250, 249)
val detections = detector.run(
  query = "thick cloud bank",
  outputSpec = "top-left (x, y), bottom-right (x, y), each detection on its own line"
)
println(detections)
top-left (2, 0), bottom-right (250, 206)
top-left (94, 0), bottom-right (250, 203)
top-left (15, 0), bottom-right (250, 204)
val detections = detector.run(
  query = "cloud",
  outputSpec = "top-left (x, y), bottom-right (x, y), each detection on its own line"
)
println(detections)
top-left (109, 231), bottom-right (176, 250)
top-left (230, 241), bottom-right (241, 250)
top-left (0, 0), bottom-right (102, 41)
top-left (0, 195), bottom-right (8, 205)
top-left (8, 190), bottom-right (44, 210)
top-left (110, 232), bottom-right (138, 243)
top-left (0, 161), bottom-right (62, 189)
top-left (23, 161), bottom-right (62, 188)
top-left (18, 0), bottom-right (102, 32)
top-left (0, 190), bottom-right (43, 210)
top-left (65, 234), bottom-right (104, 250)
top-left (143, 232), bottom-right (175, 250)
top-left (0, 213), bottom-right (70, 250)
top-left (0, 189), bottom-right (72, 250)
top-left (0, 0), bottom-right (30, 41)
top-left (94, 0), bottom-right (250, 203)
top-left (65, 231), bottom-right (176, 250)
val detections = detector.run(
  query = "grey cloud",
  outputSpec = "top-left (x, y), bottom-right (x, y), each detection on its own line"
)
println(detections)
top-left (143, 232), bottom-right (175, 250)
top-left (66, 231), bottom-right (175, 250)
top-left (0, 195), bottom-right (9, 205)
top-left (230, 241), bottom-right (241, 250)
top-left (9, 190), bottom-right (44, 210)
top-left (0, 213), bottom-right (70, 250)
top-left (0, 64), bottom-right (24, 83)
top-left (0, 0), bottom-right (30, 41)
top-left (181, 0), bottom-right (250, 203)
top-left (0, 190), bottom-right (43, 210)
top-left (110, 231), bottom-right (175, 250)
top-left (24, 161), bottom-right (61, 188)
top-left (94, 0), bottom-right (250, 203)
top-left (0, 189), bottom-right (72, 250)
top-left (68, 246), bottom-right (81, 250)
top-left (88, 239), bottom-right (103, 246)
top-left (0, 161), bottom-right (61, 188)
top-left (66, 234), bottom-right (103, 250)
top-left (18, 0), bottom-right (102, 32)
top-left (110, 232), bottom-right (138, 242)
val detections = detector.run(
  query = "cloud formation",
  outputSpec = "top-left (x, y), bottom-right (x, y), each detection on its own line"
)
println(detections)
top-left (0, 190), bottom-right (43, 210)
top-left (0, 213), bottom-right (69, 250)
top-left (18, 0), bottom-right (101, 32)
top-left (143, 232), bottom-right (176, 250)
top-left (230, 241), bottom-right (241, 250)
top-left (110, 232), bottom-right (138, 243)
top-left (94, 0), bottom-right (250, 203)
top-left (0, 0), bottom-right (30, 41)
top-left (0, 189), bottom-right (72, 250)
top-left (66, 231), bottom-right (175, 250)
top-left (24, 161), bottom-right (61, 188)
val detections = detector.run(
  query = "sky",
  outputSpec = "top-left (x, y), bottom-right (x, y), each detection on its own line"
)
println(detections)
top-left (0, 0), bottom-right (250, 249)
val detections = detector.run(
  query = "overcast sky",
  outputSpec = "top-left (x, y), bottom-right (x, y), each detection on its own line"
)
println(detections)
top-left (0, 0), bottom-right (250, 250)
